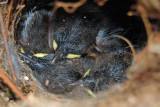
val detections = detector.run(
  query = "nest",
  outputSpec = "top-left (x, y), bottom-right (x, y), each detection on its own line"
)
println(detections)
top-left (0, 0), bottom-right (160, 106)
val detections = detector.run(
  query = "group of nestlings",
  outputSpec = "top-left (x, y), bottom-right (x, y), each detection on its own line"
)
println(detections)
top-left (16, 3), bottom-right (147, 95)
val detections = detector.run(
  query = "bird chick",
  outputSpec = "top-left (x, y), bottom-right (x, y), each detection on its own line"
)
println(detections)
top-left (68, 24), bottom-right (133, 92)
top-left (17, 5), bottom-right (106, 62)
top-left (48, 4), bottom-right (107, 63)
top-left (18, 53), bottom-right (83, 94)
top-left (69, 47), bottom-right (132, 93)
top-left (16, 1), bottom-right (147, 95)
top-left (17, 10), bottom-right (54, 54)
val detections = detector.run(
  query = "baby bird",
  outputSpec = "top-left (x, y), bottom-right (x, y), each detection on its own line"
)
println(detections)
top-left (16, 1), bottom-right (147, 95)
top-left (69, 47), bottom-right (132, 93)
top-left (17, 4), bottom-right (106, 62)
top-left (18, 53), bottom-right (83, 94)
top-left (17, 10), bottom-right (54, 54)
top-left (17, 9), bottom-right (133, 94)
top-left (68, 25), bottom-right (133, 92)
top-left (46, 3), bottom-right (108, 63)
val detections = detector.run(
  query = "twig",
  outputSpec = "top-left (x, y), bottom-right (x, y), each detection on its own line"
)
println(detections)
top-left (94, 0), bottom-right (108, 6)
top-left (103, 35), bottom-right (136, 58)
top-left (0, 0), bottom-right (8, 4)
top-left (0, 10), bottom-right (17, 83)
top-left (0, 96), bottom-right (6, 107)
top-left (29, 75), bottom-right (36, 95)
top-left (0, 48), bottom-right (4, 57)
top-left (138, 5), bottom-right (152, 39)
top-left (11, 5), bottom-right (25, 39)
top-left (53, 0), bottom-right (87, 13)
top-left (5, 0), bottom-right (14, 40)
top-left (0, 70), bottom-right (26, 100)
top-left (11, 0), bottom-right (25, 39)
